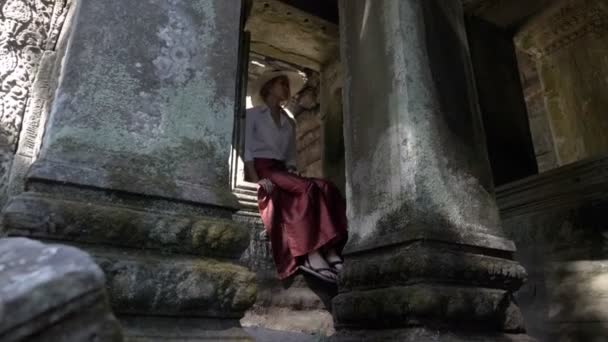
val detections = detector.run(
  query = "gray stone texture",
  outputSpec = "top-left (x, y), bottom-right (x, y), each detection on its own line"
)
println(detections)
top-left (246, 0), bottom-right (339, 72)
top-left (0, 237), bottom-right (123, 342)
top-left (336, 0), bottom-right (530, 338)
top-left (1, 0), bottom-right (258, 340)
top-left (339, 0), bottom-right (508, 254)
top-left (515, 50), bottom-right (559, 173)
top-left (238, 215), bottom-right (335, 337)
top-left (515, 0), bottom-right (608, 168)
top-left (122, 316), bottom-right (254, 341)
top-left (3, 193), bottom-right (251, 259)
top-left (31, 0), bottom-right (242, 208)
top-left (497, 155), bottom-right (608, 341)
top-left (0, 0), bottom-right (72, 202)
top-left (293, 73), bottom-right (324, 178)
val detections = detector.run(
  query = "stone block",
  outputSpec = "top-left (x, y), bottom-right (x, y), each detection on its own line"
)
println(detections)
top-left (339, 242), bottom-right (526, 293)
top-left (89, 245), bottom-right (257, 318)
top-left (0, 237), bottom-right (123, 342)
top-left (2, 193), bottom-right (250, 259)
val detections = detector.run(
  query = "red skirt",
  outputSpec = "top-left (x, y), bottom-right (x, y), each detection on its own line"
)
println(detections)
top-left (254, 158), bottom-right (348, 279)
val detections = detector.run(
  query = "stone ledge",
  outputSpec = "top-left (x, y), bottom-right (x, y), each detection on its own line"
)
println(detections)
top-left (2, 193), bottom-right (250, 259)
top-left (86, 245), bottom-right (257, 318)
top-left (339, 242), bottom-right (527, 292)
top-left (28, 159), bottom-right (240, 209)
top-left (344, 225), bottom-right (516, 255)
top-left (496, 154), bottom-right (608, 217)
top-left (333, 285), bottom-right (524, 332)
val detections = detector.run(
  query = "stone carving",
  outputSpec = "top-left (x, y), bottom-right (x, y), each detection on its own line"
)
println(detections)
top-left (0, 0), bottom-right (70, 196)
top-left (516, 0), bottom-right (608, 58)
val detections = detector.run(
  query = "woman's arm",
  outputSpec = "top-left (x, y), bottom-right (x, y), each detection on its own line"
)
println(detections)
top-left (244, 109), bottom-right (273, 193)
top-left (245, 161), bottom-right (259, 183)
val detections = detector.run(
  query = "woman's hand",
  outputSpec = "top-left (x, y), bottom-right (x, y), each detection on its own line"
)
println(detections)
top-left (258, 178), bottom-right (274, 194)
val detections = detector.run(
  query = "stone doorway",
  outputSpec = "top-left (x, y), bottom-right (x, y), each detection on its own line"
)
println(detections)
top-left (231, 0), bottom-right (344, 337)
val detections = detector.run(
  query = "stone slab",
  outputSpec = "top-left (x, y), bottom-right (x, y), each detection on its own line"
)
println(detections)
top-left (0, 237), bottom-right (122, 341)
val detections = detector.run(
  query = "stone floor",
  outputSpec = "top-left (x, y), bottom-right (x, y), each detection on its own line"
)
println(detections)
top-left (244, 327), bottom-right (329, 342)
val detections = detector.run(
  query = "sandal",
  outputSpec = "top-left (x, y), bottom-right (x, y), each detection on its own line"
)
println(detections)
top-left (328, 259), bottom-right (344, 272)
top-left (299, 257), bottom-right (337, 284)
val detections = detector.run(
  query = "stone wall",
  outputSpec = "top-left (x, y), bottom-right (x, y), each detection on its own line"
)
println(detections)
top-left (293, 73), bottom-right (323, 178)
top-left (497, 156), bottom-right (608, 341)
top-left (0, 0), bottom-right (72, 202)
top-left (516, 49), bottom-right (559, 173)
top-left (515, 0), bottom-right (608, 168)
top-left (320, 57), bottom-right (345, 194)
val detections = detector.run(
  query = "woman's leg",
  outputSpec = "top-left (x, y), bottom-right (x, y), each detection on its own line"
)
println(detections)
top-left (267, 171), bottom-right (340, 280)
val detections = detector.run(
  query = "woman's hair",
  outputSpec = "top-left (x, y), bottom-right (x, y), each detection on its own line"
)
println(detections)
top-left (260, 76), bottom-right (287, 101)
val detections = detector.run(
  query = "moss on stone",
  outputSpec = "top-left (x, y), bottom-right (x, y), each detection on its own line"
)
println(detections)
top-left (191, 218), bottom-right (249, 256)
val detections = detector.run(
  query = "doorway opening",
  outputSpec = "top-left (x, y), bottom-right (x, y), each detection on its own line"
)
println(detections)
top-left (231, 0), bottom-right (344, 336)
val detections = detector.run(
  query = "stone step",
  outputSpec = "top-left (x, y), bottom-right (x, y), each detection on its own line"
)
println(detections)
top-left (2, 193), bottom-right (250, 259)
top-left (77, 244), bottom-right (258, 318)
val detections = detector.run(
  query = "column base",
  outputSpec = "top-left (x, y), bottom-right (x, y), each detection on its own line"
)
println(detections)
top-left (334, 241), bottom-right (530, 336)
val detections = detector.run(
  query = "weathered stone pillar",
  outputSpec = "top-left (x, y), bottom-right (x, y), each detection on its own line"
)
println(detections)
top-left (334, 1), bottom-right (532, 340)
top-left (515, 0), bottom-right (608, 166)
top-left (1, 0), bottom-right (256, 340)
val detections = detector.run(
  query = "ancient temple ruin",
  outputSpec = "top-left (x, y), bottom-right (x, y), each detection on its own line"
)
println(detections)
top-left (1, 0), bottom-right (607, 341)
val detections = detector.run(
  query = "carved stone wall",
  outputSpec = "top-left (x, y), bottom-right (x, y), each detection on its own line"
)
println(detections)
top-left (0, 0), bottom-right (71, 200)
top-left (515, 0), bottom-right (608, 167)
top-left (516, 50), bottom-right (558, 173)
top-left (293, 72), bottom-right (323, 178)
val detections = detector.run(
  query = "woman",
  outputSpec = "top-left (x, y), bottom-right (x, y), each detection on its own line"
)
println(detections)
top-left (244, 70), bottom-right (348, 284)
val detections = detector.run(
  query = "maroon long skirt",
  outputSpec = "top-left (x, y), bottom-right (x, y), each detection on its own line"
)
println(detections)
top-left (254, 158), bottom-right (348, 279)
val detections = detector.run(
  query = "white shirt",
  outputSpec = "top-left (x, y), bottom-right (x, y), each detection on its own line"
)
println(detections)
top-left (244, 105), bottom-right (297, 168)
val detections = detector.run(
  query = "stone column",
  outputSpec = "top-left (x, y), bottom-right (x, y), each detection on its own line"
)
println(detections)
top-left (1, 0), bottom-right (256, 340)
top-left (515, 0), bottom-right (608, 166)
top-left (334, 1), bottom-right (532, 340)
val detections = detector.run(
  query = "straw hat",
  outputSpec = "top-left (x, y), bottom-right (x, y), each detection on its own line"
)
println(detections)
top-left (250, 70), bottom-right (306, 107)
